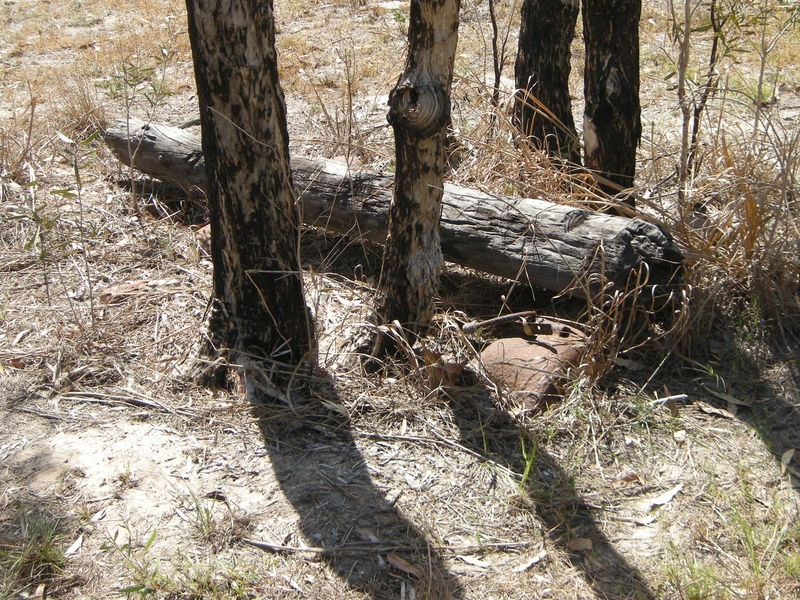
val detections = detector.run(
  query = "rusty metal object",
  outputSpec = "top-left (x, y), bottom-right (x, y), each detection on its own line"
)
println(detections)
top-left (480, 319), bottom-right (585, 414)
top-left (462, 311), bottom-right (552, 336)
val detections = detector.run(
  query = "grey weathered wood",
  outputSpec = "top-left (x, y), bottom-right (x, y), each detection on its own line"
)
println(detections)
top-left (104, 118), bottom-right (682, 298)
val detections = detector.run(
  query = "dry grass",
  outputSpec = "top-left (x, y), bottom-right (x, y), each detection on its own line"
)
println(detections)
top-left (1, 1), bottom-right (800, 599)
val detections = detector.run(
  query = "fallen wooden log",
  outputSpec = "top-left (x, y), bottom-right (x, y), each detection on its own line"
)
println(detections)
top-left (104, 118), bottom-right (682, 297)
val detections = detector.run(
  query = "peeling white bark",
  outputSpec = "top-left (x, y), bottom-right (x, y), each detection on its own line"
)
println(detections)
top-left (583, 114), bottom-right (598, 156)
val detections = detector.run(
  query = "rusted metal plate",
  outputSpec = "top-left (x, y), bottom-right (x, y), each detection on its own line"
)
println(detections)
top-left (480, 320), bottom-right (585, 414)
top-left (195, 224), bottom-right (211, 256)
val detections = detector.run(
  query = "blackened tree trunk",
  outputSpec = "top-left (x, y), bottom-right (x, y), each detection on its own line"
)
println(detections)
top-left (185, 0), bottom-right (312, 378)
top-left (514, 0), bottom-right (581, 164)
top-left (380, 0), bottom-right (461, 336)
top-left (582, 0), bottom-right (642, 199)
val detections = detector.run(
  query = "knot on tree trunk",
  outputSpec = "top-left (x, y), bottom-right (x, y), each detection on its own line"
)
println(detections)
top-left (387, 82), bottom-right (449, 139)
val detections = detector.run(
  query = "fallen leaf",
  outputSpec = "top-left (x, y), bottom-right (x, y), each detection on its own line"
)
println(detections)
top-left (56, 131), bottom-right (76, 144)
top-left (13, 329), bottom-right (31, 345)
top-left (31, 584), bottom-right (46, 600)
top-left (514, 550), bottom-right (547, 572)
top-left (630, 515), bottom-right (657, 525)
top-left (405, 473), bottom-right (422, 490)
top-left (781, 449), bottom-right (795, 475)
top-left (666, 400), bottom-right (681, 417)
top-left (354, 525), bottom-right (380, 544)
top-left (695, 401), bottom-right (734, 419)
top-left (612, 472), bottom-right (640, 488)
top-left (65, 534), bottom-right (83, 556)
top-left (567, 538), bottom-right (593, 551)
top-left (175, 508), bottom-right (190, 522)
top-left (420, 344), bottom-right (442, 366)
top-left (147, 278), bottom-right (181, 288)
top-left (283, 575), bottom-right (306, 596)
top-left (457, 555), bottom-right (490, 568)
top-left (521, 317), bottom-right (536, 337)
top-left (439, 360), bottom-right (465, 387)
top-left (702, 385), bottom-right (752, 407)
top-left (320, 399), bottom-right (347, 416)
top-left (100, 281), bottom-right (148, 304)
top-left (614, 357), bottom-right (644, 370)
top-left (637, 483), bottom-right (683, 512)
top-left (90, 508), bottom-right (106, 523)
top-left (386, 553), bottom-right (422, 578)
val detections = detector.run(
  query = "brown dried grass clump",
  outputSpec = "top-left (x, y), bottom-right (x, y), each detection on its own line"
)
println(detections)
top-left (51, 75), bottom-right (110, 140)
top-left (662, 119), bottom-right (800, 360)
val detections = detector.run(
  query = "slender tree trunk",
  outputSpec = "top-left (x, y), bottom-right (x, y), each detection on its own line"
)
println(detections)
top-left (380, 0), bottom-right (461, 336)
top-left (514, 0), bottom-right (581, 164)
top-left (582, 0), bottom-right (642, 199)
top-left (185, 0), bottom-right (312, 379)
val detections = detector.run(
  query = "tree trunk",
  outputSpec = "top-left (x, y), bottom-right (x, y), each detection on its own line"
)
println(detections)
top-left (514, 0), bottom-right (581, 164)
top-left (185, 0), bottom-right (312, 378)
top-left (381, 0), bottom-right (461, 337)
top-left (104, 118), bottom-right (684, 299)
top-left (582, 0), bottom-right (642, 199)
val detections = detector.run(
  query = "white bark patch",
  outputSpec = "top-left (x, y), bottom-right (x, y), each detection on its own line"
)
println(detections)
top-left (245, 40), bottom-right (260, 67)
top-left (407, 244), bottom-right (442, 291)
top-left (583, 115), bottom-right (598, 156)
top-left (605, 66), bottom-right (621, 100)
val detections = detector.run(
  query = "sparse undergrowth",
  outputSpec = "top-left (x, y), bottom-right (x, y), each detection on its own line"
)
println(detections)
top-left (0, 478), bottom-right (79, 599)
top-left (1, 1), bottom-right (799, 599)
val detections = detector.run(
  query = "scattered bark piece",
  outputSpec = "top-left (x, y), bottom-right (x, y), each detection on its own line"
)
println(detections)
top-left (636, 483), bottom-right (683, 513)
top-left (567, 538), bottom-right (593, 551)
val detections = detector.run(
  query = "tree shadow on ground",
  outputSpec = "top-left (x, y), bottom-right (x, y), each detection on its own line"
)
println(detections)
top-left (711, 345), bottom-right (800, 494)
top-left (252, 378), bottom-right (461, 600)
top-left (113, 176), bottom-right (208, 224)
top-left (249, 367), bottom-right (655, 599)
top-left (291, 237), bottom-right (656, 597)
top-left (446, 386), bottom-right (658, 600)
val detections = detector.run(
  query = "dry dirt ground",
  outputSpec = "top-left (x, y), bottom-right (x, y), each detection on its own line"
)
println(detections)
top-left (2, 1), bottom-right (800, 599)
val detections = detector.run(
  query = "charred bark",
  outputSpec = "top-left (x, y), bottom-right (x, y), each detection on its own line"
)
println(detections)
top-left (514, 0), bottom-right (581, 164)
top-left (185, 0), bottom-right (312, 381)
top-left (380, 0), bottom-right (461, 337)
top-left (582, 0), bottom-right (642, 200)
